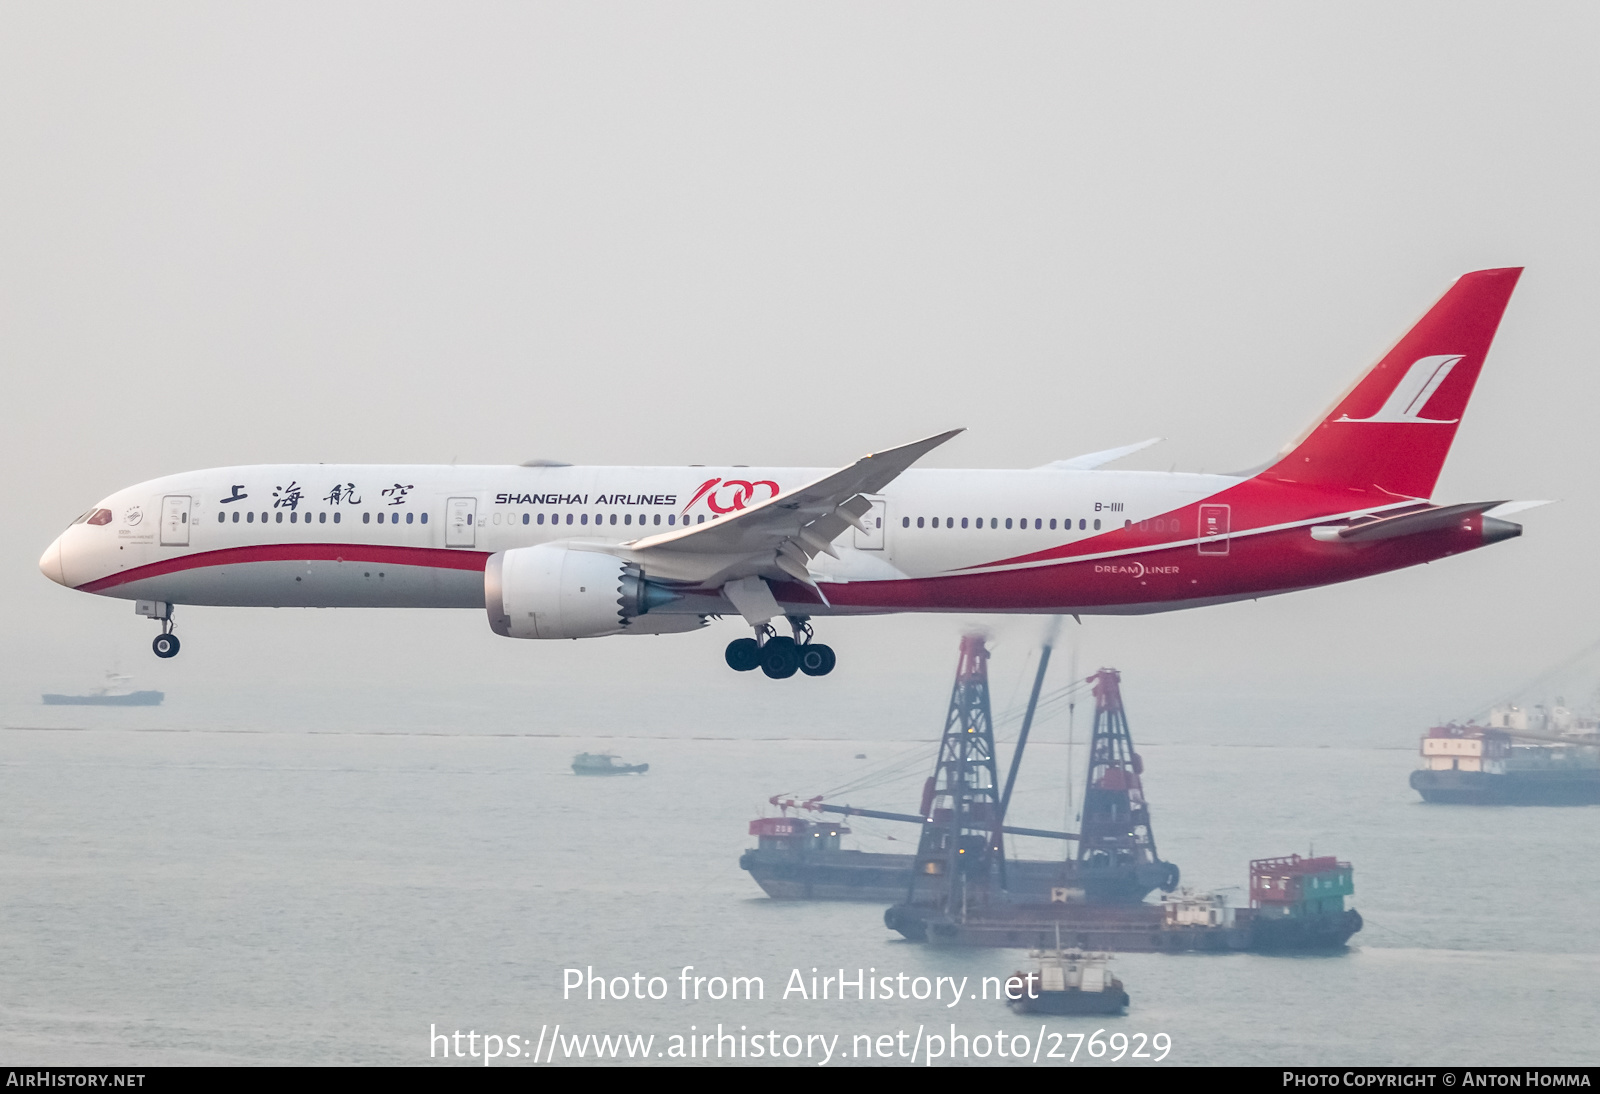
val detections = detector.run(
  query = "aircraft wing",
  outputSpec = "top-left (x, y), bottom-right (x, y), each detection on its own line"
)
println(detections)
top-left (1033, 437), bottom-right (1161, 471)
top-left (624, 429), bottom-right (963, 589)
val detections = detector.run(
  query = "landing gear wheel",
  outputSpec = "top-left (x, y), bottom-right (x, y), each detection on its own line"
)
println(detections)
top-left (759, 636), bottom-right (800, 679)
top-left (724, 637), bottom-right (761, 672)
top-left (798, 643), bottom-right (836, 677)
top-left (152, 633), bottom-right (181, 659)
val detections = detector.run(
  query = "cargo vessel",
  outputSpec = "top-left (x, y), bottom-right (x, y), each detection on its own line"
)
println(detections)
top-left (42, 672), bottom-right (163, 707)
top-left (571, 752), bottom-right (648, 776)
top-left (885, 853), bottom-right (1362, 953)
top-left (1409, 708), bottom-right (1600, 804)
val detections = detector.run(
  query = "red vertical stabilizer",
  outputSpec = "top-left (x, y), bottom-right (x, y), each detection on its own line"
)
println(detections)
top-left (1259, 267), bottom-right (1522, 500)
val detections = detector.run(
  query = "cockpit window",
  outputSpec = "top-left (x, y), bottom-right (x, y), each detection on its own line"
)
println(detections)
top-left (85, 509), bottom-right (113, 526)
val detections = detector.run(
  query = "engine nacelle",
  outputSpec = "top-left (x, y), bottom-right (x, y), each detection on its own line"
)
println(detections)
top-left (485, 544), bottom-right (683, 639)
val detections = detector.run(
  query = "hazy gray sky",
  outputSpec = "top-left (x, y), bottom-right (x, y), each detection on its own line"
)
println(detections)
top-left (4, 3), bottom-right (1597, 743)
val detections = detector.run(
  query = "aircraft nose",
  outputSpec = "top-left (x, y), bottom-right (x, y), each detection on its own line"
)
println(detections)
top-left (39, 536), bottom-right (66, 586)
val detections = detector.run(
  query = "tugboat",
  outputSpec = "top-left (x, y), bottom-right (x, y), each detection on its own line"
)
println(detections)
top-left (571, 752), bottom-right (648, 776)
top-left (1007, 930), bottom-right (1129, 1015)
top-left (42, 672), bottom-right (163, 707)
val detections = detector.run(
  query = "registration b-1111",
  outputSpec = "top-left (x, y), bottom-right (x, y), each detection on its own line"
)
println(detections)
top-left (40, 268), bottom-right (1536, 679)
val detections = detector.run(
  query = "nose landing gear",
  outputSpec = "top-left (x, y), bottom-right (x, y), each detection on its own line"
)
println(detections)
top-left (723, 616), bottom-right (834, 678)
top-left (138, 600), bottom-right (180, 659)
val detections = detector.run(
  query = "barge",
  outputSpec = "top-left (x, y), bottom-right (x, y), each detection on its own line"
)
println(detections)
top-left (885, 853), bottom-right (1362, 954)
top-left (741, 636), bottom-right (1178, 906)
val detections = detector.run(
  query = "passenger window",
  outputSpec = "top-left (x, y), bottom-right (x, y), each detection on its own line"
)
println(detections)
top-left (522, 513), bottom-right (529, 525)
top-left (580, 514), bottom-right (588, 526)
top-left (989, 518), bottom-right (997, 529)
top-left (698, 515), bottom-right (706, 524)
top-left (363, 512), bottom-right (370, 524)
top-left (217, 512), bottom-right (225, 523)
top-left (232, 511), bottom-right (240, 523)
top-left (1094, 519), bottom-right (1101, 530)
top-left (1049, 519), bottom-right (1056, 530)
top-left (420, 513), bottom-right (428, 524)
top-left (1079, 519), bottom-right (1086, 530)
top-left (961, 518), bottom-right (968, 529)
top-left (537, 513), bottom-right (545, 525)
top-left (377, 512), bottom-right (384, 524)
top-left (609, 514), bottom-right (617, 525)
top-left (1034, 518), bottom-right (1041, 530)
top-left (566, 514), bottom-right (573, 525)
top-left (334, 512), bottom-right (341, 523)
top-left (276, 512), bottom-right (283, 523)
top-left (406, 512), bottom-right (414, 524)
top-left (319, 512), bottom-right (327, 524)
top-left (1005, 518), bottom-right (1012, 529)
top-left (247, 512), bottom-right (255, 523)
top-left (653, 514), bottom-right (661, 525)
top-left (624, 514), bottom-right (632, 525)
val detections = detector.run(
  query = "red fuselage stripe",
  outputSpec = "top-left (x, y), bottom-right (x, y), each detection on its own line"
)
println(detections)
top-left (76, 543), bottom-right (491, 593)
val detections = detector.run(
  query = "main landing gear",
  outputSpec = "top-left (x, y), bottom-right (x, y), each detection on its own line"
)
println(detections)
top-left (138, 600), bottom-right (180, 658)
top-left (725, 617), bottom-right (835, 679)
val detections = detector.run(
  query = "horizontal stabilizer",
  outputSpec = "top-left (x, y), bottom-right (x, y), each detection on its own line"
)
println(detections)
top-left (1035, 437), bottom-right (1162, 471)
top-left (1485, 500), bottom-right (1555, 519)
top-left (1326, 500), bottom-right (1509, 543)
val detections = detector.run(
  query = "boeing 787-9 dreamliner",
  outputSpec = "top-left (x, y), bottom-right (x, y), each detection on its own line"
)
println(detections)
top-left (40, 268), bottom-right (1535, 679)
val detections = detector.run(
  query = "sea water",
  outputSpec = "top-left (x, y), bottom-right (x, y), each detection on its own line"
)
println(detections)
top-left (0, 715), bottom-right (1595, 1066)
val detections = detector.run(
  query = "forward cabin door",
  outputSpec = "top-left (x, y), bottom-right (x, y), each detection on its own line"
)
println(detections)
top-left (160, 495), bottom-right (191, 546)
top-left (446, 497), bottom-right (478, 548)
top-left (853, 495), bottom-right (886, 550)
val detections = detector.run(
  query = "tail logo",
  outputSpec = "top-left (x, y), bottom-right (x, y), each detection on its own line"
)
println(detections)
top-left (1337, 354), bottom-right (1464, 424)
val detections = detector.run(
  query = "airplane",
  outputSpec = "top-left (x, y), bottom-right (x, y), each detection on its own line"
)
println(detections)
top-left (40, 267), bottom-right (1535, 680)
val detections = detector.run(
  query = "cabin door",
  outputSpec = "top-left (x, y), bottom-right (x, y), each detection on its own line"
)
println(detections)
top-left (1197, 504), bottom-right (1230, 555)
top-left (446, 497), bottom-right (478, 548)
top-left (160, 495), bottom-right (191, 546)
top-left (853, 495), bottom-right (886, 550)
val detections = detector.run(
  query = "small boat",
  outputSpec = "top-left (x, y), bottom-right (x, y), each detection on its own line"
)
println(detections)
top-left (43, 672), bottom-right (163, 707)
top-left (571, 752), bottom-right (649, 776)
top-left (1006, 930), bottom-right (1128, 1016)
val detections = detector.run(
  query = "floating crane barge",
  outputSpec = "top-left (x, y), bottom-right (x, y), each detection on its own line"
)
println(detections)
top-left (871, 634), bottom-right (1359, 953)
top-left (741, 634), bottom-right (1179, 905)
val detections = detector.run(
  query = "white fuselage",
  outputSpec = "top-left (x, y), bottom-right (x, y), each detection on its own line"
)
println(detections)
top-left (43, 462), bottom-right (1246, 615)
